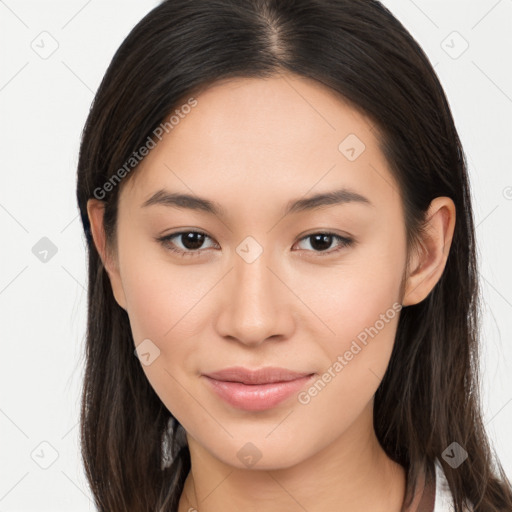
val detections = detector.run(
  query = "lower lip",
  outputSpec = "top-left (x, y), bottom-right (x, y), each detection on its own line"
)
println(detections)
top-left (202, 374), bottom-right (315, 411)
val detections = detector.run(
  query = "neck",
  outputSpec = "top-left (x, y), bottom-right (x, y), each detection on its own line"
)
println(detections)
top-left (178, 402), bottom-right (408, 512)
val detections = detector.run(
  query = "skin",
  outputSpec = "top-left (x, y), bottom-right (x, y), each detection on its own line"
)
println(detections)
top-left (87, 72), bottom-right (455, 512)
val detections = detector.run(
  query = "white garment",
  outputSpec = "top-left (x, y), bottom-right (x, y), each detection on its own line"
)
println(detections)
top-left (433, 460), bottom-right (474, 512)
top-left (433, 460), bottom-right (455, 511)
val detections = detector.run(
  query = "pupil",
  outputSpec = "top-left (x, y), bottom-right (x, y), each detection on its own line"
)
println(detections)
top-left (182, 232), bottom-right (205, 250)
top-left (311, 234), bottom-right (332, 251)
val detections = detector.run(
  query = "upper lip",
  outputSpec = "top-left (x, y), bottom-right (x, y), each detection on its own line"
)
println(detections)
top-left (203, 366), bottom-right (314, 385)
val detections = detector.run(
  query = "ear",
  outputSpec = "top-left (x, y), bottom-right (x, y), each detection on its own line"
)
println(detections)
top-left (402, 196), bottom-right (456, 306)
top-left (86, 199), bottom-right (128, 311)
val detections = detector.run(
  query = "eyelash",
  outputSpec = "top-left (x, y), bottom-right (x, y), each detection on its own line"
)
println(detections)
top-left (156, 230), bottom-right (354, 258)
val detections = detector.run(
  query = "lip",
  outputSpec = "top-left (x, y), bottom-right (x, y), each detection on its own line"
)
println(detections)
top-left (202, 367), bottom-right (315, 411)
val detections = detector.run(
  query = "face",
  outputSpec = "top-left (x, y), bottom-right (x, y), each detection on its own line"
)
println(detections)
top-left (95, 73), bottom-right (412, 469)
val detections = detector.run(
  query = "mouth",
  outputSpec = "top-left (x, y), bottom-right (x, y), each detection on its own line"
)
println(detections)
top-left (201, 367), bottom-right (316, 411)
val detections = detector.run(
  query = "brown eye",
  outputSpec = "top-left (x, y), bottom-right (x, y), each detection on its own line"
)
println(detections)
top-left (157, 231), bottom-right (217, 257)
top-left (294, 233), bottom-right (354, 256)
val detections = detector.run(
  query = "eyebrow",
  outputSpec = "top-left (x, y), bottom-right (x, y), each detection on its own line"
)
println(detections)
top-left (141, 187), bottom-right (373, 217)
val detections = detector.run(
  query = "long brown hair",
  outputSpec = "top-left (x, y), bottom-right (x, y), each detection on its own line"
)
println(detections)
top-left (76, 1), bottom-right (512, 510)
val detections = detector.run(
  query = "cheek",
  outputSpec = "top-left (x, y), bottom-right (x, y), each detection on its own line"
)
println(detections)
top-left (119, 237), bottom-right (212, 344)
top-left (310, 239), bottom-right (405, 347)
top-left (293, 263), bottom-right (403, 447)
top-left (302, 236), bottom-right (405, 396)
top-left (118, 248), bottom-right (207, 416)
top-left (117, 240), bottom-right (224, 404)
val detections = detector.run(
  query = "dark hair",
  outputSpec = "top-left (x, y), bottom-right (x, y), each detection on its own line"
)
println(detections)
top-left (76, 1), bottom-right (512, 510)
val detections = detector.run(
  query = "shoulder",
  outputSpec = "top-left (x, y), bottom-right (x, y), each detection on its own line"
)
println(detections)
top-left (433, 459), bottom-right (474, 512)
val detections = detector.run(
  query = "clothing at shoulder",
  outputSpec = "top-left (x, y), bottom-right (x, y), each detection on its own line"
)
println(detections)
top-left (433, 459), bottom-right (474, 512)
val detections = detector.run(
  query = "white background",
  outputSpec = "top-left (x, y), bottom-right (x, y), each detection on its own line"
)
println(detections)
top-left (1, 0), bottom-right (511, 510)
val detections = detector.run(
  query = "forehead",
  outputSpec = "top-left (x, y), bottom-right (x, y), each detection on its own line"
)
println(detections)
top-left (121, 73), bottom-right (400, 216)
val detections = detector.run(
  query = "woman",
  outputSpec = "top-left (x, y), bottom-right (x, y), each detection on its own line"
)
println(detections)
top-left (76, 1), bottom-right (512, 510)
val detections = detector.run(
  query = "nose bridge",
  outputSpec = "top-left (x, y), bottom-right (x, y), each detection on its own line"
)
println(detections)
top-left (235, 247), bottom-right (273, 305)
top-left (216, 236), bottom-right (292, 345)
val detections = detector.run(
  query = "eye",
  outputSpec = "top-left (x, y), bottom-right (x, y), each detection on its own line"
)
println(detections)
top-left (157, 230), bottom-right (218, 257)
top-left (293, 233), bottom-right (354, 256)
top-left (156, 231), bottom-right (354, 257)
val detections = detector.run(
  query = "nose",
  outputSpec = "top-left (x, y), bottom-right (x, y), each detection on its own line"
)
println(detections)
top-left (215, 247), bottom-right (295, 347)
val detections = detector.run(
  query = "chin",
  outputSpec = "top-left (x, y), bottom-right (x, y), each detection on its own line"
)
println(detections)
top-left (209, 438), bottom-right (311, 471)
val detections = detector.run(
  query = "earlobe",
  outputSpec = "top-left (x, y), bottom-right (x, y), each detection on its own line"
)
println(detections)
top-left (86, 199), bottom-right (128, 311)
top-left (402, 197), bottom-right (456, 306)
